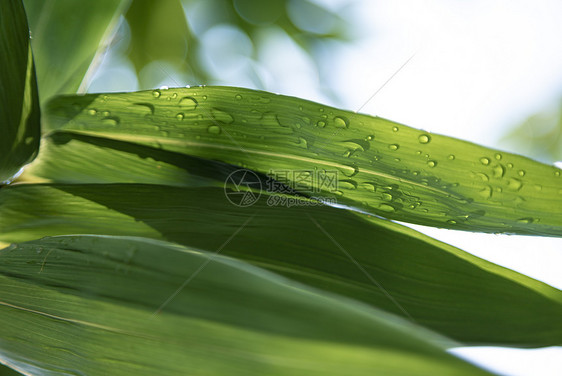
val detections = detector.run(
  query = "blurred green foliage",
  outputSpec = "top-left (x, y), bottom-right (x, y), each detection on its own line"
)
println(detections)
top-left (503, 99), bottom-right (562, 163)
top-left (121, 0), bottom-right (350, 90)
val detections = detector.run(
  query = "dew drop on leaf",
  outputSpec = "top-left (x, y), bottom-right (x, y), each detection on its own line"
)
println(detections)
top-left (378, 203), bottom-right (396, 212)
top-left (507, 178), bottom-right (523, 191)
top-left (152, 89), bottom-right (161, 98)
top-left (176, 113), bottom-right (184, 121)
top-left (334, 115), bottom-right (349, 129)
top-left (388, 144), bottom-right (399, 151)
top-left (427, 160), bottom-right (437, 168)
top-left (87, 109), bottom-right (96, 116)
top-left (418, 134), bottom-right (431, 144)
top-left (211, 108), bottom-right (234, 124)
top-left (480, 157), bottom-right (490, 166)
top-left (495, 153), bottom-right (502, 160)
top-left (448, 154), bottom-right (455, 160)
top-left (518, 170), bottom-right (526, 177)
top-left (492, 164), bottom-right (505, 178)
top-left (392, 126), bottom-right (399, 132)
top-left (179, 96), bottom-right (198, 111)
top-left (207, 125), bottom-right (221, 134)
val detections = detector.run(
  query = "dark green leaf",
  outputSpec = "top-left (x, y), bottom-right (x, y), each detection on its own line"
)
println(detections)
top-left (0, 235), bottom-right (491, 375)
top-left (1, 184), bottom-right (561, 347)
top-left (0, 0), bottom-right (40, 183)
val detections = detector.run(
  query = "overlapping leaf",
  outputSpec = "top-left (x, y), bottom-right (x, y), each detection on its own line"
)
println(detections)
top-left (1, 184), bottom-right (561, 347)
top-left (0, 0), bottom-right (40, 183)
top-left (22, 0), bottom-right (129, 103)
top-left (0, 235), bottom-right (491, 375)
top-left (32, 87), bottom-right (562, 236)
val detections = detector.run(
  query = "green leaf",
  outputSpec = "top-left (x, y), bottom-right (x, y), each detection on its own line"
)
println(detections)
top-left (2, 184), bottom-right (561, 347)
top-left (22, 0), bottom-right (129, 103)
top-left (0, 0), bottom-right (40, 183)
top-left (34, 86), bottom-right (562, 236)
top-left (0, 235), bottom-right (491, 375)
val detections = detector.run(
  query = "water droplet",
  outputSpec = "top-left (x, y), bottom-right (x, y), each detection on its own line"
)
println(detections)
top-left (316, 120), bottom-right (326, 127)
top-left (382, 193), bottom-right (393, 201)
top-left (447, 219), bottom-right (457, 225)
top-left (334, 115), bottom-right (349, 129)
top-left (176, 113), bottom-right (184, 121)
top-left (171, 93), bottom-right (178, 99)
top-left (495, 153), bottom-right (502, 160)
top-left (555, 170), bottom-right (561, 177)
top-left (378, 203), bottom-right (396, 212)
top-left (207, 125), bottom-right (221, 134)
top-left (517, 217), bottom-right (534, 224)
top-left (133, 102), bottom-right (155, 115)
top-left (101, 111), bottom-right (110, 117)
top-left (152, 89), bottom-right (161, 98)
top-left (418, 134), bottom-right (431, 144)
top-left (507, 163), bottom-right (514, 168)
top-left (392, 126), bottom-right (399, 132)
top-left (101, 116), bottom-right (120, 126)
top-left (507, 178), bottom-right (523, 191)
top-left (389, 144), bottom-right (400, 151)
top-left (448, 154), bottom-right (455, 160)
top-left (361, 182), bottom-right (376, 192)
top-left (338, 163), bottom-right (359, 177)
top-left (415, 150), bottom-right (422, 156)
top-left (339, 179), bottom-right (358, 190)
top-left (518, 170), bottom-right (526, 177)
top-left (211, 108), bottom-right (234, 124)
top-left (202, 95), bottom-right (208, 100)
top-left (427, 160), bottom-right (437, 168)
top-left (492, 164), bottom-right (505, 178)
top-left (87, 109), bottom-right (97, 116)
top-left (296, 137), bottom-right (308, 149)
top-left (478, 185), bottom-right (492, 199)
top-left (366, 134), bottom-right (374, 141)
top-left (480, 157), bottom-right (490, 166)
top-left (235, 94), bottom-right (243, 101)
top-left (179, 96), bottom-right (198, 111)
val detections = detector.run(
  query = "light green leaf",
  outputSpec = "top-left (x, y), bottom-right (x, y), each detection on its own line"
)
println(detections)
top-left (1, 184), bottom-right (561, 347)
top-left (34, 86), bottom-right (562, 236)
top-left (0, 0), bottom-right (40, 183)
top-left (0, 235), bottom-right (491, 375)
top-left (22, 0), bottom-right (129, 103)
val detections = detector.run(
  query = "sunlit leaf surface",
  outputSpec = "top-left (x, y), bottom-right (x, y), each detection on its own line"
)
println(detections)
top-left (32, 86), bottom-right (562, 236)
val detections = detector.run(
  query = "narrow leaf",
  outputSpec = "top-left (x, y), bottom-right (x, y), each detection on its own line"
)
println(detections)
top-left (0, 0), bottom-right (40, 182)
top-left (36, 87), bottom-right (562, 236)
top-left (2, 184), bottom-right (561, 347)
top-left (0, 235), bottom-right (491, 375)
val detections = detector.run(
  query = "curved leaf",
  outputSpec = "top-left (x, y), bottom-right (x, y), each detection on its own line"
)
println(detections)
top-left (0, 0), bottom-right (40, 183)
top-left (1, 184), bottom-right (561, 347)
top-left (35, 87), bottom-right (562, 236)
top-left (0, 235), bottom-right (491, 375)
top-left (23, 0), bottom-right (129, 102)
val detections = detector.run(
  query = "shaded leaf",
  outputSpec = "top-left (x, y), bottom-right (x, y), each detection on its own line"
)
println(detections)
top-left (0, 235), bottom-right (491, 375)
top-left (23, 0), bottom-right (129, 102)
top-left (1, 184), bottom-right (561, 347)
top-left (0, 0), bottom-right (40, 183)
top-left (34, 86), bottom-right (562, 236)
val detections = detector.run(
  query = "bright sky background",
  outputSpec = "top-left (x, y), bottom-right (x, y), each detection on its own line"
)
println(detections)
top-left (89, 1), bottom-right (562, 374)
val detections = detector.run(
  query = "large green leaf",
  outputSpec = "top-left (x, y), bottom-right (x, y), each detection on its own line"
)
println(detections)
top-left (0, 235), bottom-right (491, 375)
top-left (22, 0), bottom-right (129, 103)
top-left (0, 0), bottom-right (40, 183)
top-left (1, 184), bottom-right (561, 347)
top-left (32, 87), bottom-right (562, 236)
